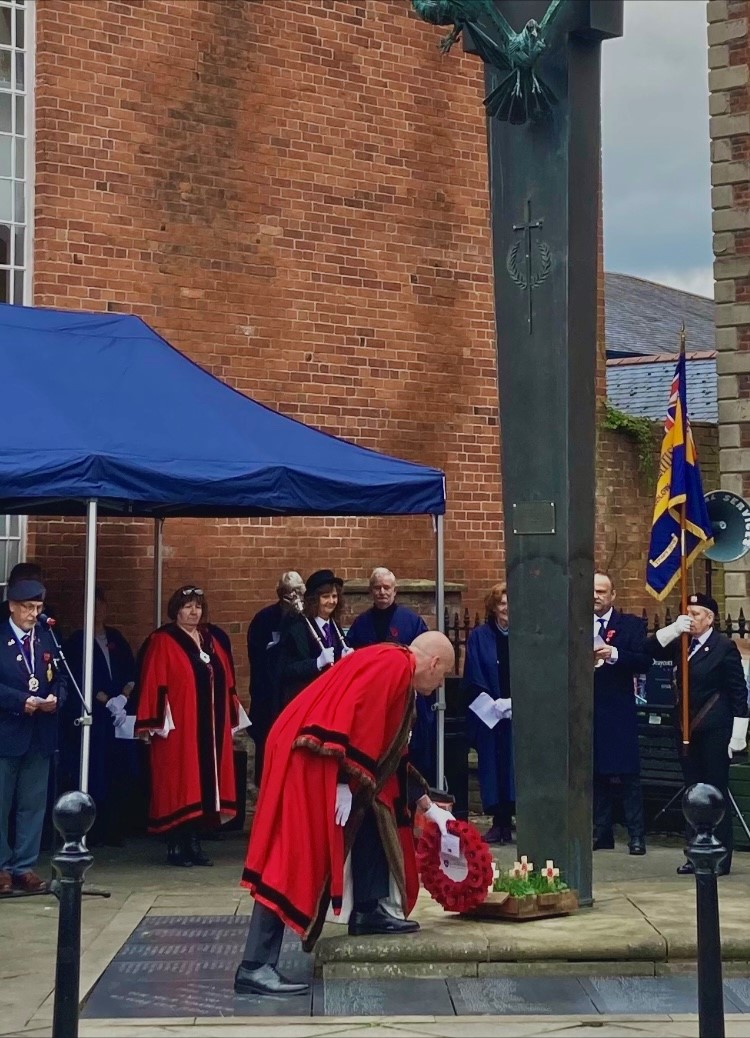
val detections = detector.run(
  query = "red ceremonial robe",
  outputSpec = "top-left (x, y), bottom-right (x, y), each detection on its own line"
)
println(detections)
top-left (241, 643), bottom-right (422, 951)
top-left (135, 623), bottom-right (239, 833)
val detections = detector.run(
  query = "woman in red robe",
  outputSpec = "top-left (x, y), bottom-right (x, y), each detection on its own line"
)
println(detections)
top-left (135, 585), bottom-right (240, 867)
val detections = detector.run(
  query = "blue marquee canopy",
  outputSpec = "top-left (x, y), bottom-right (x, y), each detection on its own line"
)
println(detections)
top-left (0, 304), bottom-right (446, 518)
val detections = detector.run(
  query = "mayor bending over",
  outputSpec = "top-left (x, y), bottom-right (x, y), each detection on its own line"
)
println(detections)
top-left (236, 631), bottom-right (455, 997)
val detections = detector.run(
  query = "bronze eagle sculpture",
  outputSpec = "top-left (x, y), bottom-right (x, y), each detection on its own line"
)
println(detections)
top-left (411, 0), bottom-right (566, 125)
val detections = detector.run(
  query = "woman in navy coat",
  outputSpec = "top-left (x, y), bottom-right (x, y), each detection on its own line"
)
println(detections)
top-left (464, 583), bottom-right (515, 844)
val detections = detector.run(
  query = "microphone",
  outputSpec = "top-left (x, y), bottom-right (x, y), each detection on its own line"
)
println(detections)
top-left (38, 612), bottom-right (55, 628)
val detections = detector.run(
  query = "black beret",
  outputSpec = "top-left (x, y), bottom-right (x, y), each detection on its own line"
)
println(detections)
top-left (688, 592), bottom-right (719, 616)
top-left (7, 580), bottom-right (46, 603)
top-left (305, 569), bottom-right (343, 598)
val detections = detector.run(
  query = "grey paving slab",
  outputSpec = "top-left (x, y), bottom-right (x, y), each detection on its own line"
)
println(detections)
top-left (581, 976), bottom-right (744, 1015)
top-left (318, 980), bottom-right (455, 1017)
top-left (446, 978), bottom-right (598, 1016)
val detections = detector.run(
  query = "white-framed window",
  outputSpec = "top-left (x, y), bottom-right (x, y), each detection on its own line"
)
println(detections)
top-left (0, 1), bottom-right (32, 584)
top-left (0, 515), bottom-right (23, 591)
top-left (0, 0), bottom-right (33, 306)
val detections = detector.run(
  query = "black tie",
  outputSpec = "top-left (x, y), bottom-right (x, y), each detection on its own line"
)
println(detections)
top-left (689, 638), bottom-right (700, 658)
top-left (597, 618), bottom-right (606, 637)
top-left (21, 633), bottom-right (31, 667)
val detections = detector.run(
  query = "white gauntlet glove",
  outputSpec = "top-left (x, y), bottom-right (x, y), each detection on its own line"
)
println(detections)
top-left (317, 646), bottom-right (335, 670)
top-left (493, 697), bottom-right (512, 720)
top-left (729, 717), bottom-right (749, 758)
top-left (423, 802), bottom-right (455, 836)
top-left (335, 783), bottom-right (352, 826)
top-left (341, 645), bottom-right (355, 657)
top-left (655, 615), bottom-right (692, 647)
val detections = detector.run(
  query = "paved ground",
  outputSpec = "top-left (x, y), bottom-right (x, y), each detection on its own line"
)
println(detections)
top-left (1, 828), bottom-right (749, 1036)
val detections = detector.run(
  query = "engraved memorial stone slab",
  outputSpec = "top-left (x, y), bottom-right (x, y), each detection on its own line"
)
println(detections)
top-left (447, 977), bottom-right (598, 1015)
top-left (321, 979), bottom-right (455, 1016)
top-left (582, 976), bottom-right (743, 1015)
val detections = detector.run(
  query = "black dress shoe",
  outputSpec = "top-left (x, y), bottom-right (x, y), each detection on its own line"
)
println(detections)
top-left (629, 839), bottom-right (646, 856)
top-left (166, 839), bottom-right (193, 867)
top-left (186, 835), bottom-right (213, 866)
top-left (348, 903), bottom-right (420, 936)
top-left (233, 963), bottom-right (309, 996)
top-left (593, 837), bottom-right (615, 851)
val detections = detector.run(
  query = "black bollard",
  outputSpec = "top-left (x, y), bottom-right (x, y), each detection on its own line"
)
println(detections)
top-left (682, 783), bottom-right (726, 1038)
top-left (51, 791), bottom-right (96, 1038)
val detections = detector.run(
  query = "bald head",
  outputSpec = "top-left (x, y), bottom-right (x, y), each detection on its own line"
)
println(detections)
top-left (409, 631), bottom-right (454, 694)
top-left (277, 571), bottom-right (305, 614)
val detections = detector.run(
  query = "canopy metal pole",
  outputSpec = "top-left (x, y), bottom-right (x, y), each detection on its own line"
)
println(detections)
top-left (153, 518), bottom-right (164, 630)
top-left (78, 500), bottom-right (98, 795)
top-left (435, 513), bottom-right (446, 790)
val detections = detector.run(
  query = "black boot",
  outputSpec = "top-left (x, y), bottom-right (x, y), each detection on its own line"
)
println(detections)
top-left (186, 833), bottom-right (213, 867)
top-left (166, 836), bottom-right (193, 867)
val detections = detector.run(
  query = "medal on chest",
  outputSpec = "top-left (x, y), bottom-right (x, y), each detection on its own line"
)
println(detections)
top-left (199, 649), bottom-right (211, 665)
top-left (13, 630), bottom-right (38, 691)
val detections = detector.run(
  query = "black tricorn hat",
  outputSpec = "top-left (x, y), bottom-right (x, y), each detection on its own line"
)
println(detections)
top-left (688, 592), bottom-right (719, 616)
top-left (305, 569), bottom-right (343, 598)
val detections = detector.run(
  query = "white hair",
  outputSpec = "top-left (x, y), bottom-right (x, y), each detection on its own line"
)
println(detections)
top-left (277, 571), bottom-right (305, 595)
top-left (369, 567), bottom-right (396, 587)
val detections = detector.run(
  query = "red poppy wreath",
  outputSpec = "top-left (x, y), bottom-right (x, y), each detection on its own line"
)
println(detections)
top-left (416, 819), bottom-right (493, 913)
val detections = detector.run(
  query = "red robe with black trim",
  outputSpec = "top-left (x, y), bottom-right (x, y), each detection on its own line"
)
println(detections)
top-left (241, 643), bottom-right (420, 950)
top-left (135, 623), bottom-right (239, 833)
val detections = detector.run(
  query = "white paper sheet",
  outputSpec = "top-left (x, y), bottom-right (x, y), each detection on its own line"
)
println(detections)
top-left (150, 701), bottom-right (175, 739)
top-left (232, 703), bottom-right (252, 735)
top-left (594, 633), bottom-right (606, 668)
top-left (469, 691), bottom-right (500, 729)
top-left (115, 715), bottom-right (136, 740)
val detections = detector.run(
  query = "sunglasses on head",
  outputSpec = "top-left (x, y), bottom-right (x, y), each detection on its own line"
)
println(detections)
top-left (181, 587), bottom-right (204, 597)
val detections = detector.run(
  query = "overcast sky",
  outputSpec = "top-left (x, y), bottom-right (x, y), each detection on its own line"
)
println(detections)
top-left (602, 1), bottom-right (713, 298)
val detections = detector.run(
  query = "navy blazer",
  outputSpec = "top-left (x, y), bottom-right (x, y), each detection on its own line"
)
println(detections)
top-left (647, 628), bottom-right (748, 733)
top-left (0, 619), bottom-right (68, 758)
top-left (593, 610), bottom-right (651, 775)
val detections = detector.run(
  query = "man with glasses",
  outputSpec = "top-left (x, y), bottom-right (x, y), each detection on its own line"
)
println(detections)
top-left (246, 572), bottom-right (305, 786)
top-left (0, 580), bottom-right (66, 893)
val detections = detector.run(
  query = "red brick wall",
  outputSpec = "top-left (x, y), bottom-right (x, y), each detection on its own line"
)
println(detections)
top-left (28, 0), bottom-right (622, 681)
top-left (31, 0), bottom-right (504, 664)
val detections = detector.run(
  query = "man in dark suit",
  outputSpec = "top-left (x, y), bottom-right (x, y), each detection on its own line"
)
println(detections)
top-left (648, 592), bottom-right (748, 876)
top-left (246, 571), bottom-right (305, 786)
top-left (592, 572), bottom-right (652, 855)
top-left (0, 580), bottom-right (67, 893)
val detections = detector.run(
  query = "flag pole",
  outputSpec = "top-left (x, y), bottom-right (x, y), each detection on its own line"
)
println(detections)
top-left (679, 323), bottom-right (690, 747)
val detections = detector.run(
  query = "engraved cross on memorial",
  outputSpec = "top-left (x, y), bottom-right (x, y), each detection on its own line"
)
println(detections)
top-left (411, 0), bottom-right (623, 904)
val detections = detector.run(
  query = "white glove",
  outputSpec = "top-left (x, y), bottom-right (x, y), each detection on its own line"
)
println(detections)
top-left (655, 615), bottom-right (692, 647)
top-left (317, 646), bottom-right (335, 670)
top-left (493, 697), bottom-right (512, 720)
top-left (112, 711), bottom-right (128, 729)
top-left (423, 802), bottom-right (455, 836)
top-left (335, 783), bottom-right (352, 826)
top-left (729, 717), bottom-right (749, 758)
top-left (106, 694), bottom-right (128, 716)
top-left (341, 645), bottom-right (355, 657)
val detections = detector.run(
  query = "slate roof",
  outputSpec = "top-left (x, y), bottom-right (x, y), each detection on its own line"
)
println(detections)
top-left (606, 352), bottom-right (717, 425)
top-left (605, 272), bottom-right (715, 357)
